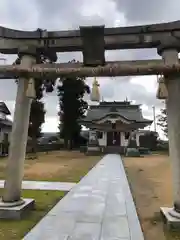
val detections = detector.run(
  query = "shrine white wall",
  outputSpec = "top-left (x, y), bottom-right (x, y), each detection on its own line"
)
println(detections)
top-left (97, 131), bottom-right (142, 147)
top-left (121, 132), bottom-right (128, 147)
top-left (97, 132), bottom-right (127, 147)
top-left (136, 132), bottom-right (145, 147)
top-left (0, 127), bottom-right (11, 142)
top-left (98, 132), bottom-right (106, 146)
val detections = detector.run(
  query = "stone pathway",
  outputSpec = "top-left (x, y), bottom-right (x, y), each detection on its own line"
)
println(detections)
top-left (0, 180), bottom-right (76, 191)
top-left (24, 154), bottom-right (144, 240)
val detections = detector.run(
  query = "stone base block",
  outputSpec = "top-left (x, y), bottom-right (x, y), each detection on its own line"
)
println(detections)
top-left (86, 151), bottom-right (101, 156)
top-left (160, 207), bottom-right (180, 230)
top-left (87, 146), bottom-right (100, 151)
top-left (0, 198), bottom-right (35, 220)
top-left (126, 148), bottom-right (140, 157)
top-left (86, 146), bottom-right (101, 155)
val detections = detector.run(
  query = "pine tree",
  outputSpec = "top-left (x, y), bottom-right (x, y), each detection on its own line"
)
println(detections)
top-left (28, 78), bottom-right (45, 154)
top-left (157, 108), bottom-right (168, 138)
top-left (57, 72), bottom-right (90, 149)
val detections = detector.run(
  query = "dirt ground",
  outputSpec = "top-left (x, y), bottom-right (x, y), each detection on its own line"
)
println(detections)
top-left (0, 151), bottom-right (101, 182)
top-left (123, 153), bottom-right (180, 240)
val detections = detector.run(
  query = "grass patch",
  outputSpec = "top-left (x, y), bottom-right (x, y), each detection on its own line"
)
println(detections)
top-left (147, 212), bottom-right (180, 240)
top-left (0, 189), bottom-right (66, 240)
top-left (0, 160), bottom-right (6, 179)
top-left (166, 231), bottom-right (180, 240)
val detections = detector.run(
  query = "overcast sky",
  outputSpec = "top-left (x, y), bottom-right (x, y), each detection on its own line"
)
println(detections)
top-left (0, 0), bottom-right (179, 136)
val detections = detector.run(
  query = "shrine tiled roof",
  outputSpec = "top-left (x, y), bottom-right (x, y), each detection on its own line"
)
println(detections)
top-left (0, 118), bottom-right (12, 127)
top-left (0, 102), bottom-right (11, 115)
top-left (83, 101), bottom-right (152, 123)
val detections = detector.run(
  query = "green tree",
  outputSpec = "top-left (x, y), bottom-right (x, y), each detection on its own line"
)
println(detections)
top-left (157, 108), bottom-right (168, 138)
top-left (58, 73), bottom-right (90, 149)
top-left (28, 78), bottom-right (45, 154)
top-left (14, 51), bottom-right (57, 155)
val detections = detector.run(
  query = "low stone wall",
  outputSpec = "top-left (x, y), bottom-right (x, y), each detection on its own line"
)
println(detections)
top-left (26, 143), bottom-right (64, 153)
top-left (80, 145), bottom-right (126, 156)
top-left (101, 146), bottom-right (126, 154)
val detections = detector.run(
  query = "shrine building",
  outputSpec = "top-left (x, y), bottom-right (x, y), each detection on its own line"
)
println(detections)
top-left (80, 101), bottom-right (153, 153)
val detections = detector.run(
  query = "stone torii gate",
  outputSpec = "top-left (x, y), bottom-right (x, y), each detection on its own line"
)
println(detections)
top-left (0, 21), bottom-right (180, 227)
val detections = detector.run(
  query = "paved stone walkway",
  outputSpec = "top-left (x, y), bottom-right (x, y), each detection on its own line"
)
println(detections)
top-left (0, 180), bottom-right (76, 191)
top-left (24, 154), bottom-right (144, 240)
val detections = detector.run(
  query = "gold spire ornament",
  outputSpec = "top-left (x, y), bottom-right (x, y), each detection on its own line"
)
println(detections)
top-left (90, 77), bottom-right (100, 102)
top-left (156, 75), bottom-right (168, 100)
top-left (26, 78), bottom-right (36, 99)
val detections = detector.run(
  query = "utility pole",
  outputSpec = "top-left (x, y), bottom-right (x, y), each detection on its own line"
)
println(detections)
top-left (152, 105), bottom-right (156, 132)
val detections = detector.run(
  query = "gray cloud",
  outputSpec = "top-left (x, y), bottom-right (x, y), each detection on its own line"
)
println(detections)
top-left (44, 95), bottom-right (59, 117)
top-left (34, 0), bottom-right (121, 30)
top-left (35, 0), bottom-right (83, 29)
top-left (113, 0), bottom-right (180, 24)
top-left (0, 0), bottom-right (176, 126)
top-left (100, 78), bottom-right (162, 106)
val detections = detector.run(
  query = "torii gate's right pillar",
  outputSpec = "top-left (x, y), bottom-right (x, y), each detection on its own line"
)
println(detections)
top-left (158, 41), bottom-right (180, 228)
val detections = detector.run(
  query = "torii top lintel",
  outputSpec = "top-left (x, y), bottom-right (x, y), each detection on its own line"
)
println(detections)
top-left (1, 20), bottom-right (180, 54)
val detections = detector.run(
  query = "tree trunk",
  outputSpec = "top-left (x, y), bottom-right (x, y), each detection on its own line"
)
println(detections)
top-left (64, 137), bottom-right (68, 149)
top-left (30, 137), bottom-right (37, 159)
top-left (69, 139), bottom-right (73, 150)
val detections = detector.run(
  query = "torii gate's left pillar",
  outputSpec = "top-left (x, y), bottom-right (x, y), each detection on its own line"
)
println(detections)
top-left (0, 46), bottom-right (36, 219)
